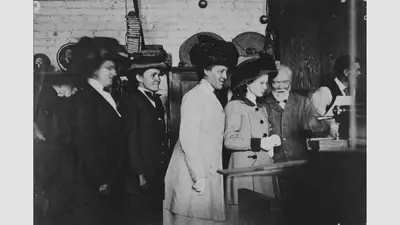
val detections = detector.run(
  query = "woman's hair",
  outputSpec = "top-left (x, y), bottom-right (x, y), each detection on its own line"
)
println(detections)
top-left (231, 82), bottom-right (249, 101)
top-left (74, 51), bottom-right (119, 79)
top-left (230, 80), bottom-right (265, 106)
top-left (195, 64), bottom-right (215, 81)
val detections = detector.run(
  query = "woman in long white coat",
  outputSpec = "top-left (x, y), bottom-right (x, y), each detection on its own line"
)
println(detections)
top-left (224, 55), bottom-right (282, 223)
top-left (163, 37), bottom-right (239, 225)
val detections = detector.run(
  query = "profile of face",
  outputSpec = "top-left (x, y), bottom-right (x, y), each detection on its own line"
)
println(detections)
top-left (271, 67), bottom-right (292, 101)
top-left (247, 73), bottom-right (269, 97)
top-left (136, 68), bottom-right (162, 92)
top-left (204, 65), bottom-right (228, 90)
top-left (93, 60), bottom-right (117, 88)
top-left (58, 84), bottom-right (77, 98)
top-left (343, 62), bottom-right (362, 80)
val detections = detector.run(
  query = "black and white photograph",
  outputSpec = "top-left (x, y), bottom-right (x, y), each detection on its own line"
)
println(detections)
top-left (1, 0), bottom-right (396, 224)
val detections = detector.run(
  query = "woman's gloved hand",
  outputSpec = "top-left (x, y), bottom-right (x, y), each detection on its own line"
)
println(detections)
top-left (261, 134), bottom-right (281, 151)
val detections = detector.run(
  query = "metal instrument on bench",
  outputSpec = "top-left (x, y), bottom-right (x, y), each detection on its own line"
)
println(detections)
top-left (309, 104), bottom-right (366, 151)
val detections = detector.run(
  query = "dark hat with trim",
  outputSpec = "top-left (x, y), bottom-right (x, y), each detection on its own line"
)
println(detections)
top-left (127, 47), bottom-right (172, 75)
top-left (69, 36), bottom-right (130, 75)
top-left (128, 55), bottom-right (171, 74)
top-left (231, 53), bottom-right (277, 90)
top-left (189, 35), bottom-right (239, 69)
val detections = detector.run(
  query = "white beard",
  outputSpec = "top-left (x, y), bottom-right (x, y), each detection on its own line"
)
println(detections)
top-left (272, 89), bottom-right (290, 102)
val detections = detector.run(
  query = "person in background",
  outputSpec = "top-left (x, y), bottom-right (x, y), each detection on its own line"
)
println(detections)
top-left (311, 54), bottom-right (362, 137)
top-left (311, 54), bottom-right (362, 116)
top-left (34, 75), bottom-right (77, 142)
top-left (71, 36), bottom-right (128, 225)
top-left (119, 55), bottom-right (171, 225)
top-left (34, 73), bottom-right (78, 225)
top-left (163, 37), bottom-right (239, 225)
top-left (224, 54), bottom-right (282, 224)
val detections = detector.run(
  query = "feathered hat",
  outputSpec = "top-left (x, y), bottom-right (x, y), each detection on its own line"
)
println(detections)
top-left (189, 35), bottom-right (239, 69)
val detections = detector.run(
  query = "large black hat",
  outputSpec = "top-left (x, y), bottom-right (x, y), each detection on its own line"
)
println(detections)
top-left (69, 36), bottom-right (130, 75)
top-left (231, 53), bottom-right (277, 90)
top-left (189, 35), bottom-right (239, 69)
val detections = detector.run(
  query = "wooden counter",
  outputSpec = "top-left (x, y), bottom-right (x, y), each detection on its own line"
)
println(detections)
top-left (219, 149), bottom-right (366, 225)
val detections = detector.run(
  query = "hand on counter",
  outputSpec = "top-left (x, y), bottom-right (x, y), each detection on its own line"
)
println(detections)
top-left (329, 121), bottom-right (339, 138)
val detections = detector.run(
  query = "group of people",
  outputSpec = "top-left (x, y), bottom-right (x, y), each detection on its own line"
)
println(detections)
top-left (34, 35), bottom-right (361, 225)
top-left (34, 36), bottom-right (169, 225)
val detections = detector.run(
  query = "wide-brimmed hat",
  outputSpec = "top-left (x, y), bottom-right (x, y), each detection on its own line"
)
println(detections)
top-left (189, 35), bottom-right (239, 69)
top-left (179, 32), bottom-right (224, 67)
top-left (231, 53), bottom-right (277, 90)
top-left (69, 36), bottom-right (130, 75)
top-left (127, 51), bottom-right (172, 75)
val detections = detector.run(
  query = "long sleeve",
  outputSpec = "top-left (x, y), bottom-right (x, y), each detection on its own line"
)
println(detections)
top-left (311, 87), bottom-right (333, 116)
top-left (119, 99), bottom-right (145, 176)
top-left (75, 99), bottom-right (108, 189)
top-left (302, 97), bottom-right (330, 135)
top-left (224, 101), bottom-right (257, 151)
top-left (179, 93), bottom-right (207, 182)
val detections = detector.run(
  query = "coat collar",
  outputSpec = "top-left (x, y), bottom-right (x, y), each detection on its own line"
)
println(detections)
top-left (82, 82), bottom-right (121, 118)
top-left (334, 77), bottom-right (347, 95)
top-left (200, 79), bottom-right (215, 94)
top-left (131, 89), bottom-right (157, 109)
top-left (230, 94), bottom-right (263, 108)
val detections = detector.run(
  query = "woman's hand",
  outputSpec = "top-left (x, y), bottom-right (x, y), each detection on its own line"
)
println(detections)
top-left (261, 134), bottom-right (281, 150)
top-left (34, 123), bottom-right (46, 142)
top-left (192, 178), bottom-right (206, 196)
top-left (139, 174), bottom-right (148, 190)
top-left (99, 184), bottom-right (110, 195)
top-left (269, 134), bottom-right (281, 146)
top-left (268, 149), bottom-right (274, 158)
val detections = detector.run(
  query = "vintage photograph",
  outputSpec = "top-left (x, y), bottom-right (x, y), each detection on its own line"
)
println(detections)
top-left (33, 0), bottom-right (367, 224)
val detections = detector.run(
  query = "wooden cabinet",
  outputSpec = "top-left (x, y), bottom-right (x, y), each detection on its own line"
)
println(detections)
top-left (167, 68), bottom-right (200, 148)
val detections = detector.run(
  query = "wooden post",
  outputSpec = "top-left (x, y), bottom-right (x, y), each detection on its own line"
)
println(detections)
top-left (349, 0), bottom-right (357, 149)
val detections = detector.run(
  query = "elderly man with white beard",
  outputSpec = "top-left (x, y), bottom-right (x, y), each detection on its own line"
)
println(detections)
top-left (262, 65), bottom-right (329, 163)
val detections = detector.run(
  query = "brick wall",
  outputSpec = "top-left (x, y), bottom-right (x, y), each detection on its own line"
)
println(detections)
top-left (34, 0), bottom-right (267, 69)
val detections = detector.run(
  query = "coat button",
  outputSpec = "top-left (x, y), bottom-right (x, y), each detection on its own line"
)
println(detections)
top-left (260, 120), bottom-right (264, 124)
top-left (263, 133), bottom-right (268, 137)
top-left (283, 138), bottom-right (286, 140)
top-left (158, 117), bottom-right (162, 121)
top-left (255, 108), bottom-right (259, 111)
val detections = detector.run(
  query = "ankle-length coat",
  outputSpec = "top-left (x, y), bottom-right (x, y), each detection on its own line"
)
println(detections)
top-left (164, 79), bottom-right (226, 222)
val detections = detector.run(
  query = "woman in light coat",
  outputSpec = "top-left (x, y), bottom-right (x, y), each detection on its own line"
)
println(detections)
top-left (224, 55), bottom-right (282, 223)
top-left (163, 37), bottom-right (239, 225)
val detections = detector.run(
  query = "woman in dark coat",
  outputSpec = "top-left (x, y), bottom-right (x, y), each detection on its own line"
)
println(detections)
top-left (118, 55), bottom-right (171, 224)
top-left (70, 36), bottom-right (129, 225)
top-left (34, 74), bottom-right (78, 225)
